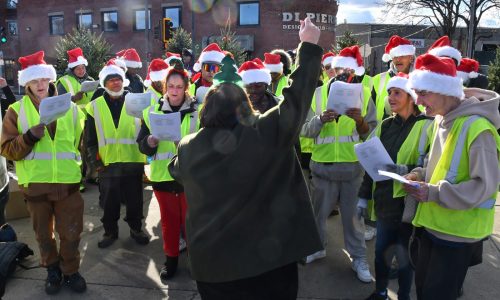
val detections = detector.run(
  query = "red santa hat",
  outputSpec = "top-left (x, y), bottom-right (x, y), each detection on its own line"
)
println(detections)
top-left (428, 36), bottom-right (462, 65)
top-left (331, 45), bottom-right (365, 76)
top-left (164, 52), bottom-right (182, 65)
top-left (18, 51), bottom-right (57, 86)
top-left (382, 35), bottom-right (416, 62)
top-left (322, 52), bottom-right (336, 67)
top-left (99, 58), bottom-right (130, 87)
top-left (386, 72), bottom-right (417, 101)
top-left (116, 49), bottom-right (128, 57)
top-left (67, 47), bottom-right (88, 69)
top-left (144, 58), bottom-right (169, 87)
top-left (193, 43), bottom-right (225, 72)
top-left (457, 58), bottom-right (479, 80)
top-left (263, 53), bottom-right (283, 73)
top-left (113, 58), bottom-right (127, 72)
top-left (191, 71), bottom-right (201, 83)
top-left (238, 58), bottom-right (271, 85)
top-left (408, 53), bottom-right (464, 99)
top-left (121, 48), bottom-right (142, 69)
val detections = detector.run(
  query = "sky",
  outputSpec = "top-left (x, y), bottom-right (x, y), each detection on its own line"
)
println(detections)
top-left (336, 0), bottom-right (500, 28)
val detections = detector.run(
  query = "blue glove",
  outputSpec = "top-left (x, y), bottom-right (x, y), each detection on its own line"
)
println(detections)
top-left (356, 198), bottom-right (369, 219)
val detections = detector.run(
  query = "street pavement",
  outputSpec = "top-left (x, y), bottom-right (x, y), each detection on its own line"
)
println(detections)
top-left (3, 183), bottom-right (500, 299)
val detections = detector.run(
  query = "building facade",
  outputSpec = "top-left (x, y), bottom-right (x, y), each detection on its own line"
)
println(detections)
top-left (1, 0), bottom-right (338, 86)
top-left (335, 23), bottom-right (500, 75)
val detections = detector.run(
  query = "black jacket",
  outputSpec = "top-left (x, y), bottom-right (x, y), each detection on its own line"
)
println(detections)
top-left (358, 113), bottom-right (431, 221)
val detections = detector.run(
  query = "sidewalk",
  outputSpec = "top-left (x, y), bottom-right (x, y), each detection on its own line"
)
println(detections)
top-left (3, 184), bottom-right (500, 299)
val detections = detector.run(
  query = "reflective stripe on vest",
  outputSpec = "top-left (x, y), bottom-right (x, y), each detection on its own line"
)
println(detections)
top-left (60, 76), bottom-right (76, 95)
top-left (153, 152), bottom-right (175, 161)
top-left (417, 120), bottom-right (433, 167)
top-left (24, 152), bottom-right (82, 161)
top-left (315, 135), bottom-right (360, 144)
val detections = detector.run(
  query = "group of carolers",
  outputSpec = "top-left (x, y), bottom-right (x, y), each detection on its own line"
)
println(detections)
top-left (0, 31), bottom-right (498, 300)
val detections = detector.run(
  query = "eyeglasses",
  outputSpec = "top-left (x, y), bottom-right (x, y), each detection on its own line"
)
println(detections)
top-left (202, 63), bottom-right (221, 73)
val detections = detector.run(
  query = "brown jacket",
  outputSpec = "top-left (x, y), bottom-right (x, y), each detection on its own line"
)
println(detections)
top-left (0, 83), bottom-right (79, 198)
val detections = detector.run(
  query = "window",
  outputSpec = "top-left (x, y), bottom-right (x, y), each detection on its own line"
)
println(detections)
top-left (6, 0), bottom-right (17, 9)
top-left (77, 13), bottom-right (93, 30)
top-left (49, 15), bottom-right (64, 35)
top-left (134, 9), bottom-right (151, 30)
top-left (163, 7), bottom-right (181, 28)
top-left (7, 21), bottom-right (17, 36)
top-left (238, 2), bottom-right (259, 26)
top-left (102, 11), bottom-right (118, 32)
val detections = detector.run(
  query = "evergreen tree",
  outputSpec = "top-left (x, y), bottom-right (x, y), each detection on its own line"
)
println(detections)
top-left (334, 31), bottom-right (359, 52)
top-left (488, 47), bottom-right (500, 94)
top-left (216, 22), bottom-right (246, 66)
top-left (54, 28), bottom-right (112, 79)
top-left (165, 27), bottom-right (193, 56)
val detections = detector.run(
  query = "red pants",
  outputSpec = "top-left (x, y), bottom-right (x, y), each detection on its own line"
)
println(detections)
top-left (154, 190), bottom-right (187, 257)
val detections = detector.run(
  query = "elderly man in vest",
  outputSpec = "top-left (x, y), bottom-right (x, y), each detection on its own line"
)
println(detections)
top-left (404, 53), bottom-right (500, 300)
top-left (301, 46), bottom-right (377, 283)
top-left (1, 51), bottom-right (87, 294)
top-left (85, 60), bottom-right (149, 249)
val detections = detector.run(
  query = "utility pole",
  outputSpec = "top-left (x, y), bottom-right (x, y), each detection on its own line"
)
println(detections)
top-left (191, 0), bottom-right (196, 48)
top-left (466, 0), bottom-right (477, 58)
top-left (145, 0), bottom-right (150, 63)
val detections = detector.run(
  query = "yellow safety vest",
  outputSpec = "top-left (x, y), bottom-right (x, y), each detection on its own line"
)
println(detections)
top-left (56, 75), bottom-right (94, 111)
top-left (311, 83), bottom-right (370, 163)
top-left (146, 86), bottom-right (162, 106)
top-left (10, 96), bottom-right (84, 186)
top-left (362, 74), bottom-right (373, 91)
top-left (371, 118), bottom-right (434, 198)
top-left (142, 104), bottom-right (199, 182)
top-left (85, 96), bottom-right (145, 166)
top-left (413, 115), bottom-right (500, 239)
top-left (372, 72), bottom-right (391, 122)
top-left (272, 76), bottom-right (288, 100)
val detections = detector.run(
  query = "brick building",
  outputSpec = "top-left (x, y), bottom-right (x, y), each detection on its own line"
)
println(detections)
top-left (1, 0), bottom-right (338, 86)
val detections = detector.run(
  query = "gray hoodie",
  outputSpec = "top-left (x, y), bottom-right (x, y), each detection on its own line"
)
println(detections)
top-left (412, 88), bottom-right (500, 243)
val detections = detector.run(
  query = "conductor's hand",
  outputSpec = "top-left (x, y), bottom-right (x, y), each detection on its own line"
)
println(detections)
top-left (299, 17), bottom-right (320, 45)
top-left (320, 109), bottom-right (338, 123)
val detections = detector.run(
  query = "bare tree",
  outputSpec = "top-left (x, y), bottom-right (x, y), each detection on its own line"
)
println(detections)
top-left (381, 0), bottom-right (500, 42)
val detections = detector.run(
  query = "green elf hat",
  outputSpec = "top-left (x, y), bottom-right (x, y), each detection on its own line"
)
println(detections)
top-left (212, 55), bottom-right (243, 88)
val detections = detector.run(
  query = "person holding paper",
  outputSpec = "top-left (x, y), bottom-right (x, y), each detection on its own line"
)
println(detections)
top-left (85, 60), bottom-right (149, 249)
top-left (143, 58), bottom-right (170, 106)
top-left (168, 18), bottom-right (322, 299)
top-left (373, 36), bottom-right (416, 122)
top-left (0, 51), bottom-right (87, 294)
top-left (357, 73), bottom-right (433, 300)
top-left (402, 54), bottom-right (500, 300)
top-left (300, 45), bottom-right (376, 283)
top-left (136, 62), bottom-right (198, 280)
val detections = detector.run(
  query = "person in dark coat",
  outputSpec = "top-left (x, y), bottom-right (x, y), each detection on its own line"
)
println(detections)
top-left (168, 18), bottom-right (323, 300)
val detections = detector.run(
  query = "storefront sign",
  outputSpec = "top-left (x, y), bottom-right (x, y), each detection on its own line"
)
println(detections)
top-left (410, 39), bottom-right (425, 48)
top-left (282, 12), bottom-right (336, 31)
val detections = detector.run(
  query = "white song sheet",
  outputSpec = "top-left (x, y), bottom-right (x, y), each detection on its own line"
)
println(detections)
top-left (39, 93), bottom-right (72, 125)
top-left (125, 92), bottom-right (152, 118)
top-left (327, 81), bottom-right (363, 115)
top-left (80, 81), bottom-right (99, 93)
top-left (354, 136), bottom-right (394, 182)
top-left (149, 112), bottom-right (181, 141)
top-left (378, 170), bottom-right (420, 188)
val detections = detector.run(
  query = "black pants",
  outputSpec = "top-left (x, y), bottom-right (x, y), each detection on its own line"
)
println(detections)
top-left (196, 263), bottom-right (298, 300)
top-left (415, 230), bottom-right (483, 300)
top-left (0, 184), bottom-right (9, 226)
top-left (99, 174), bottom-right (144, 234)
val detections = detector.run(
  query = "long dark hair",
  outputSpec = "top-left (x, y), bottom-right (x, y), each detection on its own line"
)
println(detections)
top-left (200, 83), bottom-right (256, 129)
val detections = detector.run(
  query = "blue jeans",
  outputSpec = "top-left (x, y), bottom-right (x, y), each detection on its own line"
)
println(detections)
top-left (0, 184), bottom-right (9, 226)
top-left (374, 219), bottom-right (413, 300)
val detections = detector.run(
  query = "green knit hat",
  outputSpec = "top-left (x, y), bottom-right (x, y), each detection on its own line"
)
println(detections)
top-left (212, 55), bottom-right (243, 87)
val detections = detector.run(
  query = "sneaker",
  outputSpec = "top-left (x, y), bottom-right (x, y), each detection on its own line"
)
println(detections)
top-left (97, 232), bottom-right (118, 248)
top-left (365, 225), bottom-right (377, 241)
top-left (304, 250), bottom-right (326, 264)
top-left (352, 258), bottom-right (372, 283)
top-left (64, 272), bottom-right (87, 293)
top-left (365, 291), bottom-right (388, 300)
top-left (160, 256), bottom-right (178, 280)
top-left (179, 238), bottom-right (187, 252)
top-left (45, 265), bottom-right (62, 295)
top-left (130, 229), bottom-right (150, 245)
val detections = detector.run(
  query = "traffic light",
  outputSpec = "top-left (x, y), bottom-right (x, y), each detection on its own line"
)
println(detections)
top-left (162, 18), bottom-right (173, 43)
top-left (0, 27), bottom-right (7, 43)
